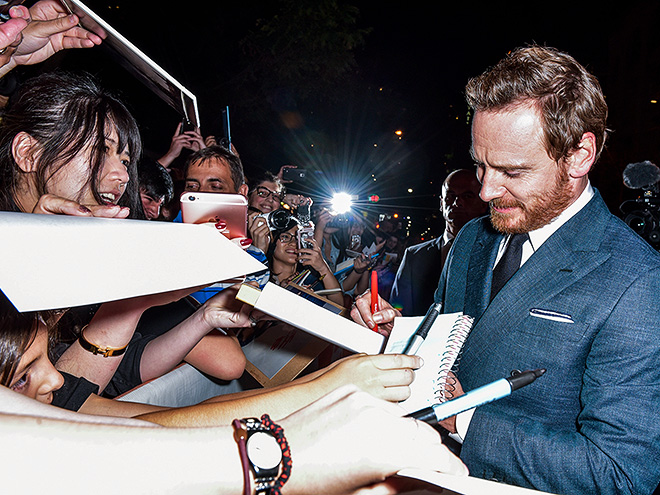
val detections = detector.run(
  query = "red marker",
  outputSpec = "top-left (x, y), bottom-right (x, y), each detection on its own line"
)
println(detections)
top-left (370, 270), bottom-right (379, 333)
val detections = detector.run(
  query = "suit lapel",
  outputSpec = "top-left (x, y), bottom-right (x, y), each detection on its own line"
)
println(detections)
top-left (464, 223), bottom-right (502, 319)
top-left (477, 191), bottom-right (612, 333)
top-left (457, 192), bottom-right (613, 384)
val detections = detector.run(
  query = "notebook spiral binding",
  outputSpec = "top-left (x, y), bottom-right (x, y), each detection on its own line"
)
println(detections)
top-left (434, 314), bottom-right (474, 403)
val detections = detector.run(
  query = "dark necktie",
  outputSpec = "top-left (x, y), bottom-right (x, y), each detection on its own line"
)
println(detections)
top-left (490, 233), bottom-right (529, 301)
top-left (440, 238), bottom-right (453, 268)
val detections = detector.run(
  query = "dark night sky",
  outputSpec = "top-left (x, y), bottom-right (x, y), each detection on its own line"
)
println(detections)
top-left (21, 0), bottom-right (660, 236)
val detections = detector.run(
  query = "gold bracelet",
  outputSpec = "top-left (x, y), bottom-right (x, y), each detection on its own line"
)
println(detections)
top-left (77, 325), bottom-right (128, 358)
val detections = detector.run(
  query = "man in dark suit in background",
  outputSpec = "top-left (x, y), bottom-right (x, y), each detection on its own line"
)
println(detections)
top-left (352, 45), bottom-right (660, 494)
top-left (389, 169), bottom-right (487, 315)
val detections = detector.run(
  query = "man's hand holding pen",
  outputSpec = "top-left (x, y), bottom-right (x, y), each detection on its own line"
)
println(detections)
top-left (350, 290), bottom-right (399, 337)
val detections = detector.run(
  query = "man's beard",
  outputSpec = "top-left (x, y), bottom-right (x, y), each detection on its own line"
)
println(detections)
top-left (490, 166), bottom-right (574, 234)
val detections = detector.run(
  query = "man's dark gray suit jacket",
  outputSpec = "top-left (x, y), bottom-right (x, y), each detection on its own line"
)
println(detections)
top-left (435, 190), bottom-right (660, 495)
top-left (390, 237), bottom-right (446, 315)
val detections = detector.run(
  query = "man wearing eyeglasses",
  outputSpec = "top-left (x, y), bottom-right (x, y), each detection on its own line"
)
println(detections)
top-left (248, 172), bottom-right (284, 214)
top-left (246, 173), bottom-right (286, 253)
top-left (247, 171), bottom-right (314, 253)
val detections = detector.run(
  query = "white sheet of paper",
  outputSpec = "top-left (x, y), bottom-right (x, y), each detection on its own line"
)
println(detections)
top-left (397, 469), bottom-right (556, 495)
top-left (252, 282), bottom-right (385, 354)
top-left (384, 313), bottom-right (466, 413)
top-left (0, 212), bottom-right (265, 311)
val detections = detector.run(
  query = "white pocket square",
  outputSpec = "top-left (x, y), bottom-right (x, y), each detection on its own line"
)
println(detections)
top-left (529, 308), bottom-right (574, 323)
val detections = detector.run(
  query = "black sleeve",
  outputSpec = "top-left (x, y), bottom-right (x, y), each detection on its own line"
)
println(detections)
top-left (51, 371), bottom-right (100, 411)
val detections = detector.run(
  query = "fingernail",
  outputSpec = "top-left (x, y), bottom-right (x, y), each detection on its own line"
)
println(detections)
top-left (215, 221), bottom-right (227, 230)
top-left (240, 238), bottom-right (252, 247)
top-left (10, 6), bottom-right (26, 17)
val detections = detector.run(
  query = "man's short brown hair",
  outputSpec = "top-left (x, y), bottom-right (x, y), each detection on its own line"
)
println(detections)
top-left (465, 45), bottom-right (608, 164)
top-left (184, 146), bottom-right (245, 193)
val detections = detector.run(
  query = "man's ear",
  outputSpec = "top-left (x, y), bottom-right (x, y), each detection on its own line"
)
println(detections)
top-left (238, 183), bottom-right (249, 197)
top-left (12, 132), bottom-right (40, 173)
top-left (566, 132), bottom-right (597, 179)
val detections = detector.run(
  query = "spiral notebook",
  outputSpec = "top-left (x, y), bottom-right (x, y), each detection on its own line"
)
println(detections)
top-left (384, 312), bottom-right (474, 413)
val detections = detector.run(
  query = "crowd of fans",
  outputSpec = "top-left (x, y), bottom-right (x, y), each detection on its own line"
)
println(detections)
top-left (138, 117), bottom-right (426, 312)
top-left (3, 4), bottom-right (657, 494)
top-left (0, 4), bottom-right (467, 493)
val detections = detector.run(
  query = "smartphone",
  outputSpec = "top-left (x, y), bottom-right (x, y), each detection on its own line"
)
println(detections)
top-left (220, 106), bottom-right (231, 150)
top-left (297, 225), bottom-right (315, 250)
top-left (180, 119), bottom-right (196, 134)
top-left (281, 167), bottom-right (306, 182)
top-left (350, 234), bottom-right (361, 249)
top-left (295, 202), bottom-right (311, 224)
top-left (180, 192), bottom-right (247, 238)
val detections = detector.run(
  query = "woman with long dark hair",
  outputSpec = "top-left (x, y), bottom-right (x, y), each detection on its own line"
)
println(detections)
top-left (0, 71), bottom-right (249, 397)
top-left (266, 214), bottom-right (344, 306)
top-left (0, 71), bottom-right (143, 217)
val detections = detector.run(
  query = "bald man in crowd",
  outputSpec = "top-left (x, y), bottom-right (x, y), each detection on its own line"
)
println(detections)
top-left (390, 169), bottom-right (487, 315)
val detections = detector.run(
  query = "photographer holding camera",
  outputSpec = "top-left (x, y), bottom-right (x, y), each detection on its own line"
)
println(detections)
top-left (265, 213), bottom-right (344, 307)
top-left (620, 160), bottom-right (660, 250)
top-left (247, 171), bottom-right (284, 253)
top-left (247, 170), bottom-right (314, 254)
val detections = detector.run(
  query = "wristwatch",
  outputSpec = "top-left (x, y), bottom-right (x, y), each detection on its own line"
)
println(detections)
top-left (241, 417), bottom-right (284, 494)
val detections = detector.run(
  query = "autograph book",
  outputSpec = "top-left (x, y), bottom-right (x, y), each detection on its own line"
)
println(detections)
top-left (236, 282), bottom-right (475, 405)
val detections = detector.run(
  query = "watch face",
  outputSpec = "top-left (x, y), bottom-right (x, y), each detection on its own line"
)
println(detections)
top-left (247, 431), bottom-right (282, 470)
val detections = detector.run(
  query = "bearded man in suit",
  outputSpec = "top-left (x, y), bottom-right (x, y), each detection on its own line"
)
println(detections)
top-left (351, 45), bottom-right (660, 495)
